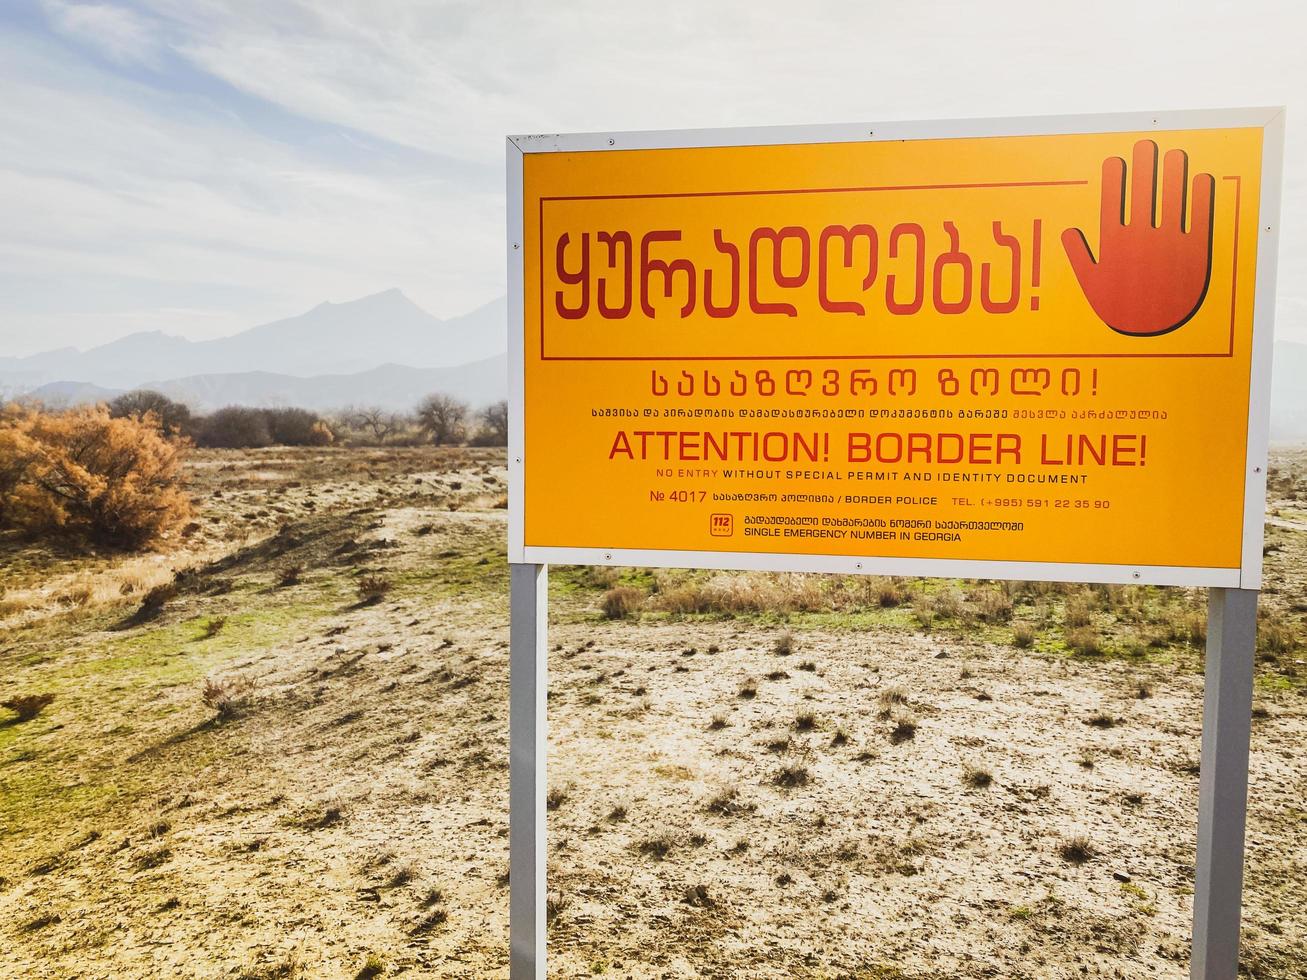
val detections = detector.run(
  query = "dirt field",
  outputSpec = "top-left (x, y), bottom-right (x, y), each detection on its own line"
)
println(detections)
top-left (1, 446), bottom-right (1305, 979)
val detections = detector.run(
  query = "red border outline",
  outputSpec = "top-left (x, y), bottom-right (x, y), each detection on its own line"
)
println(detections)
top-left (536, 177), bottom-right (1241, 361)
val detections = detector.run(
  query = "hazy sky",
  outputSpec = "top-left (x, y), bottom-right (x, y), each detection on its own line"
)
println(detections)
top-left (1, 0), bottom-right (1304, 355)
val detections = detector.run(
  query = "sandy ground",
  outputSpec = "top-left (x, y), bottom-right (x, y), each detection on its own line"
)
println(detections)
top-left (1, 446), bottom-right (1304, 979)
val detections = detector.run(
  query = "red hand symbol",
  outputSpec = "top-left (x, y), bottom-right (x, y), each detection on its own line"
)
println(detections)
top-left (1062, 140), bottom-right (1215, 336)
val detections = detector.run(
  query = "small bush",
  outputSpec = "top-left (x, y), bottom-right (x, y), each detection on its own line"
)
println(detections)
top-left (546, 891), bottom-right (569, 927)
top-left (638, 834), bottom-right (674, 860)
top-left (773, 630), bottom-right (796, 656)
top-left (354, 954), bottom-right (385, 980)
top-left (198, 407), bottom-right (272, 449)
top-left (889, 713), bottom-right (918, 744)
top-left (975, 589), bottom-right (1013, 623)
top-left (201, 675), bottom-right (256, 720)
top-left (0, 405), bottom-right (192, 548)
top-left (1063, 595), bottom-right (1094, 628)
top-left (875, 580), bottom-right (904, 608)
top-left (1258, 618), bottom-right (1298, 654)
top-left (931, 588), bottom-right (964, 620)
top-left (201, 616), bottom-right (227, 639)
top-left (683, 883), bottom-right (714, 908)
top-left (357, 575), bottom-right (392, 605)
top-left (773, 764), bottom-right (810, 788)
top-left (1164, 611), bottom-right (1207, 646)
top-left (1059, 835), bottom-right (1096, 864)
top-left (912, 595), bottom-right (936, 631)
top-left (2, 693), bottom-right (55, 722)
top-left (878, 686), bottom-right (909, 713)
top-left (962, 764), bottom-right (993, 789)
top-left (600, 586), bottom-right (644, 620)
top-left (410, 907), bottom-right (447, 935)
top-left (705, 787), bottom-right (752, 816)
top-left (264, 408), bottom-right (333, 447)
top-left (133, 845), bottom-right (173, 870)
top-left (277, 564), bottom-right (303, 587)
top-left (109, 390), bottom-right (193, 436)
top-left (1012, 623), bottom-right (1036, 648)
top-left (1065, 626), bottom-right (1103, 655)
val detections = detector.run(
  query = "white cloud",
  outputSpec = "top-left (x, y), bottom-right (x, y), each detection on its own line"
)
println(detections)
top-left (41, 0), bottom-right (163, 66)
top-left (1, 0), bottom-right (1305, 353)
top-left (0, 31), bottom-right (503, 353)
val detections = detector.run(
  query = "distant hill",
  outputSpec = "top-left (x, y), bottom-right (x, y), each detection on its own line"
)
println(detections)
top-left (23, 380), bottom-right (125, 407)
top-left (0, 290), bottom-right (506, 392)
top-left (25, 355), bottom-right (508, 413)
top-left (149, 356), bottom-right (508, 412)
top-left (5, 293), bottom-right (1306, 431)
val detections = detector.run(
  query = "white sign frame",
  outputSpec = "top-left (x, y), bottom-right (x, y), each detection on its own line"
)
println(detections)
top-left (505, 108), bottom-right (1285, 980)
top-left (507, 106), bottom-right (1285, 590)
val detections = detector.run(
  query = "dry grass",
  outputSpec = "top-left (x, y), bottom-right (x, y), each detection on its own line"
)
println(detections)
top-left (4, 444), bottom-right (1306, 978)
top-left (1063, 595), bottom-right (1094, 628)
top-left (878, 686), bottom-right (909, 713)
top-left (1065, 626), bottom-right (1103, 656)
top-left (973, 588), bottom-right (1013, 623)
top-left (600, 586), bottom-right (644, 620)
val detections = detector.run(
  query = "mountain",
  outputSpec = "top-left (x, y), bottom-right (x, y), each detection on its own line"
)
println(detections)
top-left (24, 380), bottom-right (125, 407)
top-left (0, 290), bottom-right (507, 392)
top-left (21, 356), bottom-right (507, 413)
top-left (148, 356), bottom-right (508, 413)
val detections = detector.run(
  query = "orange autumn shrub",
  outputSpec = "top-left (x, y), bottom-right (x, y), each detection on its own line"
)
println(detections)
top-left (0, 404), bottom-right (192, 549)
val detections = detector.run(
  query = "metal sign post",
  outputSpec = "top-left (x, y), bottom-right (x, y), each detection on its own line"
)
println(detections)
top-left (509, 562), bottom-right (547, 979)
top-left (1192, 587), bottom-right (1259, 979)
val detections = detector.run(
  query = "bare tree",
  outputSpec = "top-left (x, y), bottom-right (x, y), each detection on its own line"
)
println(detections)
top-left (109, 390), bottom-right (193, 435)
top-left (471, 400), bottom-right (509, 446)
top-left (415, 393), bottom-right (469, 446)
top-left (344, 406), bottom-right (403, 444)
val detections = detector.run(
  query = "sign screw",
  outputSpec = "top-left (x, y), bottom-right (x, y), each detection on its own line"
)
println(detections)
top-left (855, 562), bottom-right (862, 570)
top-left (604, 553), bottom-right (612, 561)
top-left (608, 138), bottom-right (615, 145)
top-left (513, 242), bottom-right (520, 249)
top-left (1254, 466), bottom-right (1262, 473)
top-left (1133, 572), bottom-right (1141, 579)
